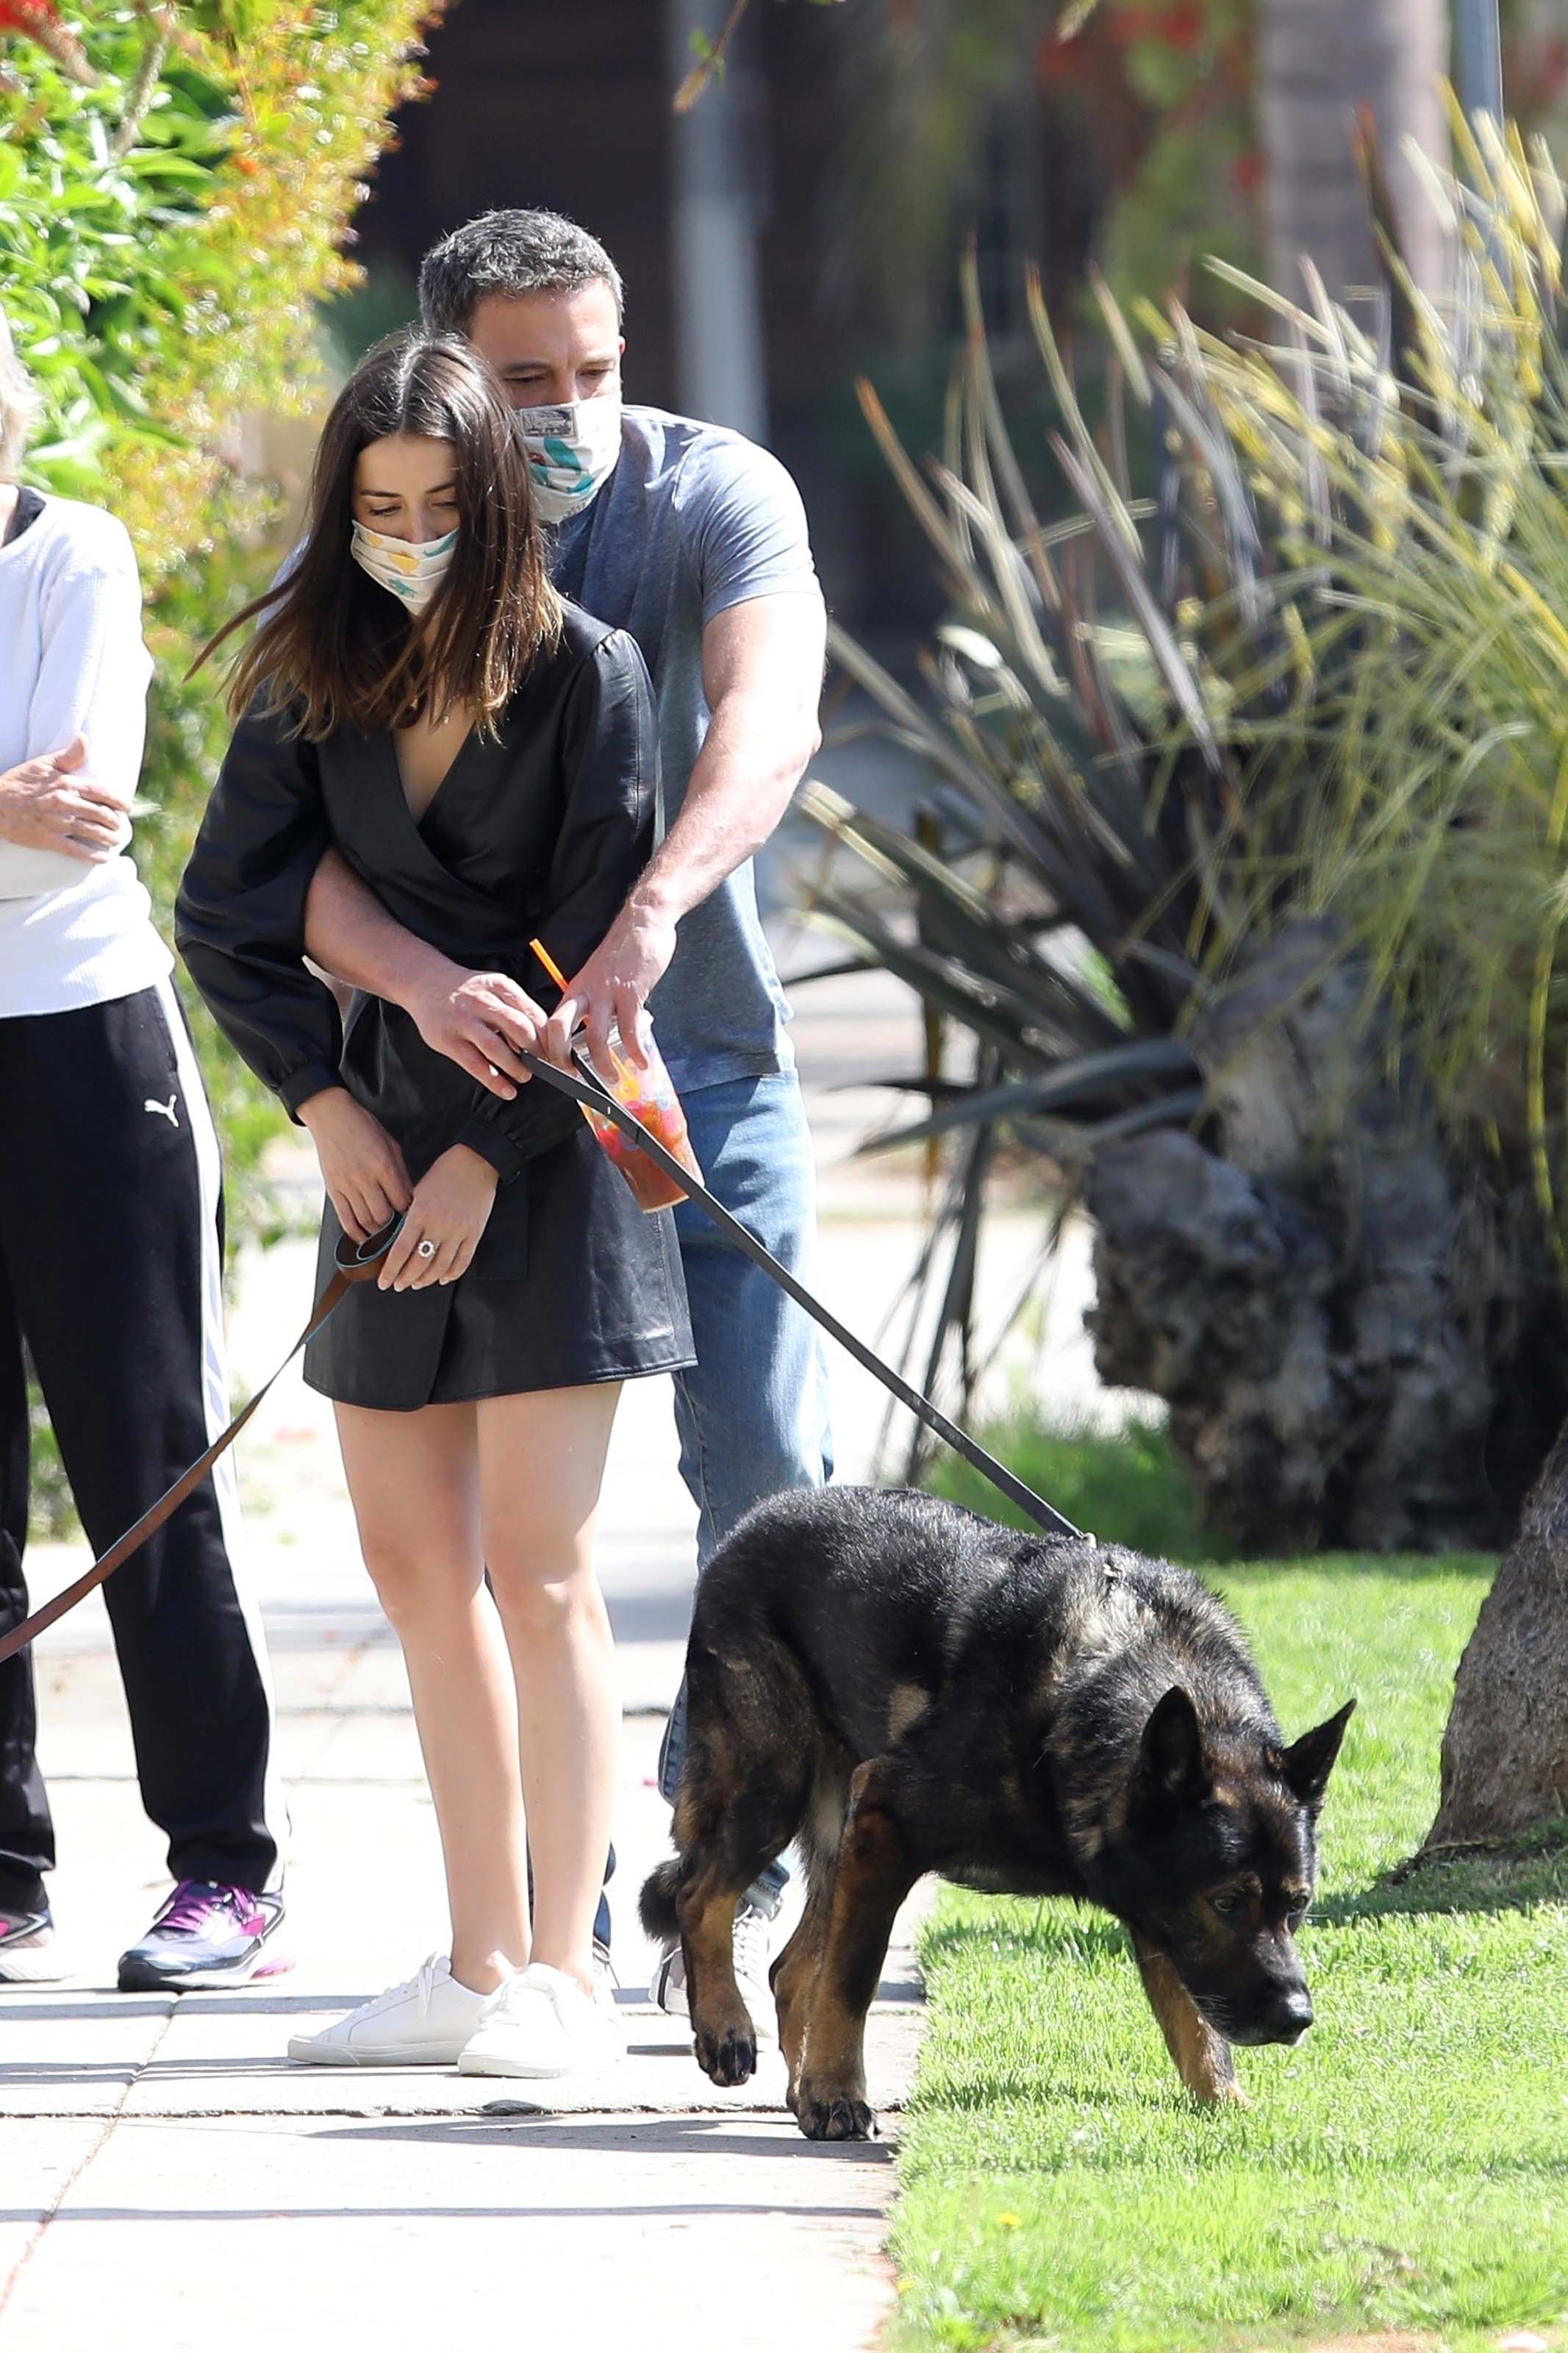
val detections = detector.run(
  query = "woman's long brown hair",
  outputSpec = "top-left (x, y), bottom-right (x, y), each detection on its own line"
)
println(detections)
top-left (202, 332), bottom-right (559, 738)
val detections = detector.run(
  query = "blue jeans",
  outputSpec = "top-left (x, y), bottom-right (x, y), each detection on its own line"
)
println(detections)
top-left (654, 1070), bottom-right (833, 1891)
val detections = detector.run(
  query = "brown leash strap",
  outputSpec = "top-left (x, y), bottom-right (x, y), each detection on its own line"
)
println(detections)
top-left (0, 1218), bottom-right (404, 1668)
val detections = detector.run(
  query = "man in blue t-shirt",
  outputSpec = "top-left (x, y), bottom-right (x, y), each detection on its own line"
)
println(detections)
top-left (302, 210), bottom-right (832, 2035)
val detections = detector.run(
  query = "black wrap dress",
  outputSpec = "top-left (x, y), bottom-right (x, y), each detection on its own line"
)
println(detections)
top-left (176, 604), bottom-right (695, 1411)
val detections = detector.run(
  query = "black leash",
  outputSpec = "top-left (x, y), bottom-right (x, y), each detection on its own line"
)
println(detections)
top-left (527, 1046), bottom-right (1081, 1543)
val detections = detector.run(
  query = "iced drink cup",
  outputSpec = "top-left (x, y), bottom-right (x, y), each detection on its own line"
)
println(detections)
top-left (526, 938), bottom-right (704, 1212)
top-left (581, 1021), bottom-right (704, 1213)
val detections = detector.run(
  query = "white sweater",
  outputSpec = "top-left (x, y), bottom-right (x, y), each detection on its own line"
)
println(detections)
top-left (0, 492), bottom-right (171, 1015)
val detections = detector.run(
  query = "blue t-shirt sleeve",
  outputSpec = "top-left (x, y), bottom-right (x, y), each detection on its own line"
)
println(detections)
top-left (686, 438), bottom-right (822, 627)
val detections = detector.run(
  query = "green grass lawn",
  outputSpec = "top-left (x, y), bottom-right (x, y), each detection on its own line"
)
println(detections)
top-left (888, 1555), bottom-right (1568, 2353)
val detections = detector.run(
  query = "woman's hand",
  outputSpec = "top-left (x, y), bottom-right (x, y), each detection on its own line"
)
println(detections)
top-left (0, 734), bottom-right (128, 863)
top-left (298, 1088), bottom-right (413, 1243)
top-left (378, 1143), bottom-right (499, 1291)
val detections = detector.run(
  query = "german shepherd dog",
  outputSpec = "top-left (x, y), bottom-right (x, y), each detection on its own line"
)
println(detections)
top-left (641, 1486), bottom-right (1353, 2142)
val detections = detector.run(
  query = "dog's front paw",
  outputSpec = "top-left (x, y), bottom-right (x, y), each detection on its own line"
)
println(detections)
top-left (795, 2080), bottom-right (876, 2140)
top-left (695, 2018), bottom-right (757, 2087)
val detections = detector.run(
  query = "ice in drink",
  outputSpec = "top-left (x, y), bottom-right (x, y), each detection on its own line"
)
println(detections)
top-left (581, 1022), bottom-right (703, 1213)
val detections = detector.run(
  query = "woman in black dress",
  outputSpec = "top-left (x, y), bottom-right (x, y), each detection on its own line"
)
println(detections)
top-left (178, 335), bottom-right (692, 2077)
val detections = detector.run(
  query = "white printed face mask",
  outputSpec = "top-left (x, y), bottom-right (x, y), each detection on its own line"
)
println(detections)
top-left (350, 519), bottom-right (459, 613)
top-left (515, 395), bottom-right (623, 525)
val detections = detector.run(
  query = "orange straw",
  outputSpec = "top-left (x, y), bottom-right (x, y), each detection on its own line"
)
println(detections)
top-left (529, 937), bottom-right (569, 992)
top-left (529, 937), bottom-right (631, 1082)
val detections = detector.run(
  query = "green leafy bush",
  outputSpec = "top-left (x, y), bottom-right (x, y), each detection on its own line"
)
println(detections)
top-left (4, 1), bottom-right (445, 557)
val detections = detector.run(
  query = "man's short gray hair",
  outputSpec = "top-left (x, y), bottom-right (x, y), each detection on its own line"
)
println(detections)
top-left (419, 210), bottom-right (625, 337)
top-left (0, 313), bottom-right (41, 482)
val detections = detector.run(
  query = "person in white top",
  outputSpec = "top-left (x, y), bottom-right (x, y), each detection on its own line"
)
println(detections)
top-left (0, 313), bottom-right (288, 1990)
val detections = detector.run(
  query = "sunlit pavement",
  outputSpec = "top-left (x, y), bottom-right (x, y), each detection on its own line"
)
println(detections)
top-left (1, 949), bottom-right (1122, 2350)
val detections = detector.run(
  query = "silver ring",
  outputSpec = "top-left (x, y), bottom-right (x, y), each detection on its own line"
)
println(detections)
top-left (416, 1238), bottom-right (437, 1259)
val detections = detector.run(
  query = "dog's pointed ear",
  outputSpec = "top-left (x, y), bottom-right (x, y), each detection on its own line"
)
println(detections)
top-left (1281, 1699), bottom-right (1356, 1809)
top-left (1138, 1685), bottom-right (1209, 1807)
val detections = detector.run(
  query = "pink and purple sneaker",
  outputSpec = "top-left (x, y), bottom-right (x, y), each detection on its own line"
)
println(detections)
top-left (117, 1880), bottom-right (290, 1992)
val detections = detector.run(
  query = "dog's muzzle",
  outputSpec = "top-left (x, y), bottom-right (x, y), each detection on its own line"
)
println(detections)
top-left (1211, 1985), bottom-right (1314, 2046)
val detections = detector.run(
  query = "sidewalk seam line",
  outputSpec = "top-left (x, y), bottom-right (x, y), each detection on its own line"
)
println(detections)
top-left (0, 2003), bottom-right (177, 2325)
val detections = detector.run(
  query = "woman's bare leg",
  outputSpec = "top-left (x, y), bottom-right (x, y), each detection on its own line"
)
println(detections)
top-left (334, 1399), bottom-right (529, 1993)
top-left (477, 1382), bottom-right (621, 1994)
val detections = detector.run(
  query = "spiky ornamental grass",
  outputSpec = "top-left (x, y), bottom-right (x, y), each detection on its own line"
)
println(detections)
top-left (803, 114), bottom-right (1568, 1450)
top-left (1175, 112), bottom-right (1568, 1254)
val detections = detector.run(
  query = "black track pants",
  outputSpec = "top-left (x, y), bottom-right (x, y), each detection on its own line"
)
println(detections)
top-left (0, 979), bottom-right (284, 1913)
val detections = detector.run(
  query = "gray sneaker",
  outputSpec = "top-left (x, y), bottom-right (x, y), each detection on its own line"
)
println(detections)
top-left (652, 1899), bottom-right (779, 2048)
top-left (0, 1904), bottom-right (65, 1985)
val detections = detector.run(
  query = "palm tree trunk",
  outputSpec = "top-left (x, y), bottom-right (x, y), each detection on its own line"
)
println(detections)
top-left (1427, 1414), bottom-right (1568, 1846)
top-left (1084, 922), bottom-right (1568, 1554)
top-left (1257, 0), bottom-right (1452, 312)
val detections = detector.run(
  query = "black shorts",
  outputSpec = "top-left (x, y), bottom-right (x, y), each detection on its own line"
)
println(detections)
top-left (303, 1120), bottom-right (695, 1411)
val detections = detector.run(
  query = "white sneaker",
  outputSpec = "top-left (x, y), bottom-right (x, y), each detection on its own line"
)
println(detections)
top-left (287, 1954), bottom-right (489, 2065)
top-left (459, 1960), bottom-right (626, 2079)
top-left (0, 1909), bottom-right (67, 1985)
top-left (651, 1900), bottom-right (779, 2049)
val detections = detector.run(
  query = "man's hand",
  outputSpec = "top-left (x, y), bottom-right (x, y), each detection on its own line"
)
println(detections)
top-left (543, 897), bottom-right (679, 1073)
top-left (0, 734), bottom-right (127, 863)
top-left (298, 1088), bottom-right (412, 1241)
top-left (404, 969), bottom-right (551, 1101)
top-left (304, 852), bottom-right (544, 1104)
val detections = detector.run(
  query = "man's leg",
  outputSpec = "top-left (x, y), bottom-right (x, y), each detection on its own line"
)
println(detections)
top-left (670, 1068), bottom-right (833, 1567)
top-left (652, 1069), bottom-right (831, 2011)
top-left (4, 987), bottom-right (287, 1981)
top-left (662, 1069), bottom-right (832, 1802)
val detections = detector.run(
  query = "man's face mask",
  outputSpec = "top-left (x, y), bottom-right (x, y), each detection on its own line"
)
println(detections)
top-left (514, 395), bottom-right (623, 525)
top-left (350, 519), bottom-right (459, 614)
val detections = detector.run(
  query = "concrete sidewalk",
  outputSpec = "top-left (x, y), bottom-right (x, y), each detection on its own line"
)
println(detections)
top-left (1, 956), bottom-right (1118, 2351)
top-left (1, 1673), bottom-right (923, 2349)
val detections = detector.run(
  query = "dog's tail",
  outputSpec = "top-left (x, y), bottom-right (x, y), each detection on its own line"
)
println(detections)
top-left (638, 1858), bottom-right (681, 1943)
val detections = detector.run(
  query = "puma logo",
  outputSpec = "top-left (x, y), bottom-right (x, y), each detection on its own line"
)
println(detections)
top-left (144, 1094), bottom-right (179, 1127)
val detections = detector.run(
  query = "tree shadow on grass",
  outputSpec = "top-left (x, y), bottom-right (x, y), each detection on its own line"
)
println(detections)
top-left (1314, 1818), bottom-right (1568, 1924)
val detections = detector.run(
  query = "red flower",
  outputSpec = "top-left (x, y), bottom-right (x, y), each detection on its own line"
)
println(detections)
top-left (0, 0), bottom-right (96, 87)
top-left (1119, 1), bottom-right (1203, 49)
top-left (1161, 1), bottom-right (1203, 51)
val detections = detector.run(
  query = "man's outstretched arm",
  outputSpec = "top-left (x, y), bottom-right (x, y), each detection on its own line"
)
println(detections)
top-left (305, 590), bottom-right (823, 1092)
top-left (304, 854), bottom-right (544, 1100)
top-left (544, 590), bottom-right (824, 1069)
